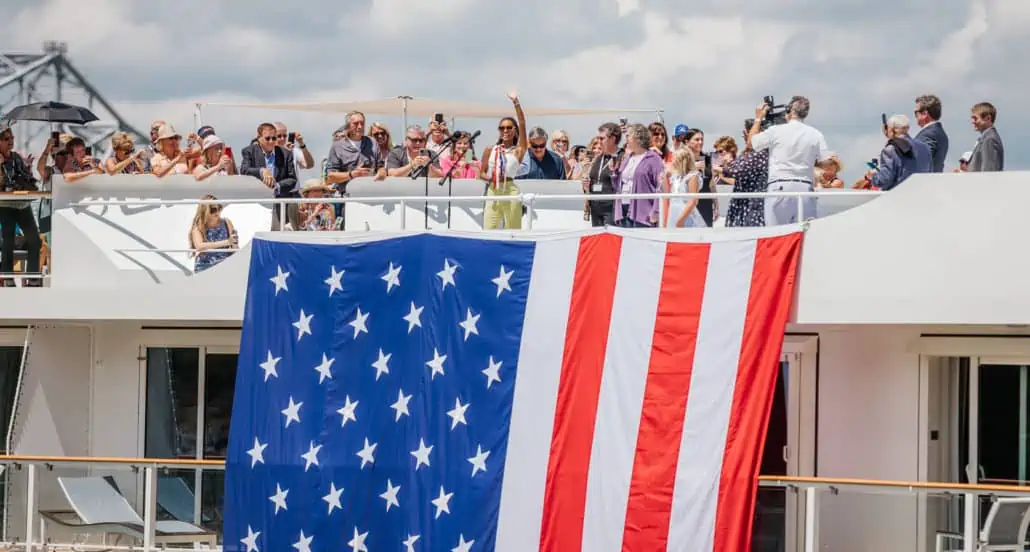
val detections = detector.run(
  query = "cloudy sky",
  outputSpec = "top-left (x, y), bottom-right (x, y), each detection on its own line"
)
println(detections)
top-left (2, 0), bottom-right (1026, 181)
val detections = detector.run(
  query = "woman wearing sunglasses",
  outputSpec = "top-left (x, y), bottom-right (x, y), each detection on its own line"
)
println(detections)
top-left (188, 194), bottom-right (238, 273)
top-left (479, 91), bottom-right (528, 230)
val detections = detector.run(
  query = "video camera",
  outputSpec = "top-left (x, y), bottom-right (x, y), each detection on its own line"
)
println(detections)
top-left (756, 95), bottom-right (790, 131)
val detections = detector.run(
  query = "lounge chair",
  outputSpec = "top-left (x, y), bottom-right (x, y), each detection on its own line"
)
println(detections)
top-left (935, 496), bottom-right (1030, 551)
top-left (39, 476), bottom-right (217, 548)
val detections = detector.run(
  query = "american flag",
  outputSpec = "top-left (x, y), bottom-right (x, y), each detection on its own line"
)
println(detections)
top-left (223, 230), bottom-right (802, 552)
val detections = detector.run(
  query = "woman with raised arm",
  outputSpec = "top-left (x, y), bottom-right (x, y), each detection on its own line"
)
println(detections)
top-left (479, 91), bottom-right (528, 230)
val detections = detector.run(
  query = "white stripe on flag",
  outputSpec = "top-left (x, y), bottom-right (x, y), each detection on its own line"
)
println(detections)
top-left (666, 239), bottom-right (756, 552)
top-left (581, 238), bottom-right (666, 552)
top-left (495, 237), bottom-right (580, 552)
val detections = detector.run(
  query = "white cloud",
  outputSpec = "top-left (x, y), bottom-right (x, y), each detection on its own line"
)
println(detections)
top-left (616, 0), bottom-right (641, 17)
top-left (363, 0), bottom-right (476, 34)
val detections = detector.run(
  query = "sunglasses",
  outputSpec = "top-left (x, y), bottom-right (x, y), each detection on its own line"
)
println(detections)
top-left (530, 143), bottom-right (547, 150)
top-left (209, 205), bottom-right (222, 214)
top-left (262, 136), bottom-right (277, 142)
top-left (276, 134), bottom-right (287, 139)
top-left (498, 125), bottom-right (515, 131)
top-left (372, 132), bottom-right (386, 138)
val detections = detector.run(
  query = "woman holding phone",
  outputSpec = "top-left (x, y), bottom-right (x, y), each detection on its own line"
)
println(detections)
top-left (479, 92), bottom-right (528, 230)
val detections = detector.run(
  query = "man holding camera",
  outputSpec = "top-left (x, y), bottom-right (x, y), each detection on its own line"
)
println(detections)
top-left (750, 96), bottom-right (836, 226)
top-left (855, 114), bottom-right (930, 191)
top-left (0, 123), bottom-right (43, 285)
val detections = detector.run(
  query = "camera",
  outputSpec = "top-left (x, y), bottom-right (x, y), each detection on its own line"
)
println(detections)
top-left (1, 158), bottom-right (38, 192)
top-left (752, 95), bottom-right (790, 131)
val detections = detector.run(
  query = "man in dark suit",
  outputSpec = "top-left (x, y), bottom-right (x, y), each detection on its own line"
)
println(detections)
top-left (967, 102), bottom-right (1004, 172)
top-left (913, 94), bottom-right (949, 173)
top-left (240, 122), bottom-right (299, 230)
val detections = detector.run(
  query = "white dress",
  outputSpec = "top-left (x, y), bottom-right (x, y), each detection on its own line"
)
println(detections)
top-left (669, 172), bottom-right (707, 228)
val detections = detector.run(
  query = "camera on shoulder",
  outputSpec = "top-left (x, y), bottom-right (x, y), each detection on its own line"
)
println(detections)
top-left (751, 95), bottom-right (790, 131)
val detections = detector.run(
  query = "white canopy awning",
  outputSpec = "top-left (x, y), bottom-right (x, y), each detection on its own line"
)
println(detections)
top-left (197, 96), bottom-right (661, 119)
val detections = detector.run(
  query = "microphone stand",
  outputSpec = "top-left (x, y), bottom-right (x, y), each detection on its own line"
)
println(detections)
top-left (411, 141), bottom-right (453, 230)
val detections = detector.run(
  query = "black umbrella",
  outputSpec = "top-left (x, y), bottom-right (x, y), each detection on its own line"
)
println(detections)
top-left (2, 101), bottom-right (99, 125)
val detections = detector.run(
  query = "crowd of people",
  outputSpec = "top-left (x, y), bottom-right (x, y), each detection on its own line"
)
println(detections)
top-left (0, 91), bottom-right (1007, 278)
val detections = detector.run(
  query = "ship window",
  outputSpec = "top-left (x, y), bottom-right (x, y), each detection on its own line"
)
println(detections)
top-left (144, 347), bottom-right (236, 542)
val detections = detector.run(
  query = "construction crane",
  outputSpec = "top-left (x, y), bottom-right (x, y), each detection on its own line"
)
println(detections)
top-left (0, 41), bottom-right (147, 158)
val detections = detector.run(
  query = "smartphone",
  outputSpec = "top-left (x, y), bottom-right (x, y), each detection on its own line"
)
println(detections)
top-left (85, 146), bottom-right (93, 156)
top-left (287, 132), bottom-right (296, 144)
top-left (224, 146), bottom-right (233, 158)
top-left (619, 117), bottom-right (628, 126)
top-left (434, 113), bottom-right (444, 124)
top-left (50, 131), bottom-right (59, 141)
top-left (419, 148), bottom-right (429, 157)
top-left (881, 113), bottom-right (887, 129)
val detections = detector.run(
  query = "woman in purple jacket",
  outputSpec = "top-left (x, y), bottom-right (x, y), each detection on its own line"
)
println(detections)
top-left (612, 123), bottom-right (665, 227)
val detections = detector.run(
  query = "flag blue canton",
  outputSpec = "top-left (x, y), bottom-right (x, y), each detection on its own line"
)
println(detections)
top-left (223, 234), bottom-right (537, 552)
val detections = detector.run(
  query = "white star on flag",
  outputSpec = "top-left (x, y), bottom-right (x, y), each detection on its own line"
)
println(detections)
top-left (403, 302), bottom-right (423, 333)
top-left (371, 349), bottom-right (391, 380)
top-left (356, 438), bottom-right (377, 469)
top-left (313, 353), bottom-right (334, 384)
top-left (458, 308), bottom-right (480, 341)
top-left (492, 265), bottom-right (514, 297)
top-left (324, 266), bottom-right (344, 296)
top-left (482, 356), bottom-right (502, 389)
top-left (379, 479), bottom-right (401, 511)
top-left (246, 437), bottom-right (266, 468)
top-left (381, 262), bottom-right (402, 293)
top-left (269, 484), bottom-right (289, 514)
top-left (426, 348), bottom-right (447, 379)
top-left (468, 444), bottom-right (490, 477)
top-left (431, 486), bottom-right (453, 519)
top-left (391, 389), bottom-right (411, 421)
top-left (292, 530), bottom-right (313, 552)
top-left (292, 309), bottom-right (313, 341)
top-left (281, 397), bottom-right (302, 428)
top-left (437, 259), bottom-right (457, 289)
top-left (411, 438), bottom-right (433, 471)
top-left (403, 534), bottom-right (420, 552)
top-left (241, 526), bottom-right (260, 552)
top-left (447, 397), bottom-right (469, 430)
top-left (348, 527), bottom-right (369, 552)
top-left (322, 483), bottom-right (343, 514)
top-left (349, 307), bottom-right (369, 339)
top-left (337, 396), bottom-right (358, 427)
top-left (300, 441), bottom-right (322, 471)
top-left (270, 265), bottom-right (289, 295)
top-left (452, 534), bottom-right (475, 552)
top-left (259, 351), bottom-right (280, 382)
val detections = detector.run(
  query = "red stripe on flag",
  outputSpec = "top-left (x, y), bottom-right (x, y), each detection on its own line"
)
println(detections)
top-left (539, 233), bottom-right (623, 551)
top-left (620, 242), bottom-right (712, 550)
top-left (712, 233), bottom-right (803, 552)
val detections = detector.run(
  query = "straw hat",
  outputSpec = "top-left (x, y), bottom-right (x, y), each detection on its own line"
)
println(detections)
top-left (154, 124), bottom-right (181, 143)
top-left (301, 179), bottom-right (333, 195)
top-left (202, 134), bottom-right (224, 151)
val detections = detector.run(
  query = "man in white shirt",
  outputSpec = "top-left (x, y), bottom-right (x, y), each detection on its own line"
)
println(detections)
top-left (749, 96), bottom-right (836, 226)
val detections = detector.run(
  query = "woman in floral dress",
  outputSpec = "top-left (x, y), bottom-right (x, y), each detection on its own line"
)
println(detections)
top-left (721, 121), bottom-right (768, 227)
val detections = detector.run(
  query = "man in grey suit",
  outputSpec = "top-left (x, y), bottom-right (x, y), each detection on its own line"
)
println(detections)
top-left (913, 94), bottom-right (949, 172)
top-left (967, 102), bottom-right (1004, 172)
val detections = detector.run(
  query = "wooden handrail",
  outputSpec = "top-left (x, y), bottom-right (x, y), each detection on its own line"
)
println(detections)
top-left (0, 454), bottom-right (224, 467)
top-left (759, 475), bottom-right (1030, 494)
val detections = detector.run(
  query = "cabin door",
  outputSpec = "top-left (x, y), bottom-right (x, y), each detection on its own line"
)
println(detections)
top-left (753, 337), bottom-right (817, 552)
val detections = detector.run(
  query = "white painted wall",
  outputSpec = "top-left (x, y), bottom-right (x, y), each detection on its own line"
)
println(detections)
top-left (809, 325), bottom-right (924, 551)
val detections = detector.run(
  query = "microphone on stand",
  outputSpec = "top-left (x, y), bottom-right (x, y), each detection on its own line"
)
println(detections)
top-left (437, 131), bottom-right (482, 186)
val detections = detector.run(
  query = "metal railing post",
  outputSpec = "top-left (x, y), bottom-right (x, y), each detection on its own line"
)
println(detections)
top-left (963, 492), bottom-right (976, 552)
top-left (796, 192), bottom-right (804, 222)
top-left (524, 195), bottom-right (535, 231)
top-left (399, 200), bottom-right (406, 230)
top-left (24, 463), bottom-right (37, 552)
top-left (803, 486), bottom-right (818, 552)
top-left (142, 465), bottom-right (157, 551)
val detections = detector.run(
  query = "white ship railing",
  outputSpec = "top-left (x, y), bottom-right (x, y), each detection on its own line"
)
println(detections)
top-left (0, 454), bottom-right (1021, 551)
top-left (72, 189), bottom-right (884, 231)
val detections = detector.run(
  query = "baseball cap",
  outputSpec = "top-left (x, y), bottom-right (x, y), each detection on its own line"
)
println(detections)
top-left (197, 125), bottom-right (216, 138)
top-left (673, 124), bottom-right (689, 137)
top-left (960, 151), bottom-right (972, 163)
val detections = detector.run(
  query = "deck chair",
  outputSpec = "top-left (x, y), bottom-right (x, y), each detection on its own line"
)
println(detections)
top-left (38, 476), bottom-right (217, 548)
top-left (935, 496), bottom-right (1030, 551)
